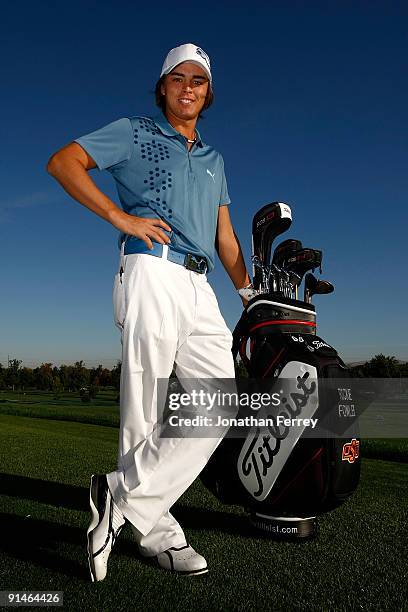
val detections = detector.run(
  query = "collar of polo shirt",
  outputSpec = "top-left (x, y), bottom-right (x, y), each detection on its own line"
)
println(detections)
top-left (152, 112), bottom-right (205, 148)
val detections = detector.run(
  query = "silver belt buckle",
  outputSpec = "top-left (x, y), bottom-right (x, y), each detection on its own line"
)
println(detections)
top-left (184, 254), bottom-right (207, 274)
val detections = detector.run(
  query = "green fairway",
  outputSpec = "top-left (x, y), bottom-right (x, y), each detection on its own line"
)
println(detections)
top-left (0, 389), bottom-right (120, 428)
top-left (0, 396), bottom-right (407, 612)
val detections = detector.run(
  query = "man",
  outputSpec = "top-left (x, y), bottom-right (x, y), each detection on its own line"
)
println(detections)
top-left (47, 43), bottom-right (253, 581)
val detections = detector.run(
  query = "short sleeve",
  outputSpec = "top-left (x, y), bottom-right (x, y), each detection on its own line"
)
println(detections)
top-left (218, 154), bottom-right (231, 206)
top-left (74, 118), bottom-right (133, 171)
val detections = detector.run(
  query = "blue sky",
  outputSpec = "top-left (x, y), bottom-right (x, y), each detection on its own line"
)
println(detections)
top-left (1, 0), bottom-right (407, 367)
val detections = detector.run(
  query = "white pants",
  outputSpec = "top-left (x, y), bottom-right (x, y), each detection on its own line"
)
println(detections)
top-left (107, 252), bottom-right (236, 555)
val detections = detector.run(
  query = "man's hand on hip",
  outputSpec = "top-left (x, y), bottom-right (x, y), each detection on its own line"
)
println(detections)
top-left (110, 209), bottom-right (172, 250)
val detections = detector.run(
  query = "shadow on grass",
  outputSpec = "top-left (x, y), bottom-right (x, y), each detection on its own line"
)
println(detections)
top-left (1, 472), bottom-right (264, 540)
top-left (0, 473), bottom-right (89, 511)
top-left (0, 472), bottom-right (306, 580)
top-left (0, 509), bottom-right (170, 581)
top-left (0, 510), bottom-right (221, 583)
top-left (0, 512), bottom-right (88, 580)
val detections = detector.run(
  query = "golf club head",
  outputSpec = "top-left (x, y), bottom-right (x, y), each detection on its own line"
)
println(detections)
top-left (252, 202), bottom-right (292, 289)
top-left (285, 248), bottom-right (323, 284)
top-left (316, 280), bottom-right (334, 295)
top-left (272, 239), bottom-right (303, 268)
top-left (304, 272), bottom-right (334, 303)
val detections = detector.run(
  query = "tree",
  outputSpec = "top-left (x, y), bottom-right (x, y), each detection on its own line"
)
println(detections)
top-left (99, 368), bottom-right (112, 387)
top-left (397, 361), bottom-right (408, 377)
top-left (90, 365), bottom-right (104, 386)
top-left (6, 359), bottom-right (22, 391)
top-left (89, 384), bottom-right (100, 400)
top-left (71, 360), bottom-right (90, 391)
top-left (111, 361), bottom-right (121, 392)
top-left (52, 376), bottom-right (63, 399)
top-left (362, 354), bottom-right (399, 378)
top-left (20, 367), bottom-right (34, 390)
top-left (58, 364), bottom-right (73, 391)
top-left (34, 363), bottom-right (54, 390)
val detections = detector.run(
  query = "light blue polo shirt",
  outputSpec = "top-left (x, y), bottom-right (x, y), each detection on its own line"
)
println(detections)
top-left (74, 112), bottom-right (231, 272)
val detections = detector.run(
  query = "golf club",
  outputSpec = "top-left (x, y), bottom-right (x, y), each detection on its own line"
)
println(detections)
top-left (284, 248), bottom-right (323, 288)
top-left (304, 272), bottom-right (334, 303)
top-left (272, 238), bottom-right (303, 268)
top-left (252, 202), bottom-right (292, 289)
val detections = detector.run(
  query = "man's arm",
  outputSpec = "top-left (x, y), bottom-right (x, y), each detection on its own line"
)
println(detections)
top-left (215, 205), bottom-right (251, 297)
top-left (46, 143), bottom-right (171, 248)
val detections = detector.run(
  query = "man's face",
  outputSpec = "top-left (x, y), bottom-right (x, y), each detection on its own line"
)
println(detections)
top-left (160, 62), bottom-right (209, 121)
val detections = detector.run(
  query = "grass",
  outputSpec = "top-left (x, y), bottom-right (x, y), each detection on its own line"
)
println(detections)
top-left (0, 389), bottom-right (120, 427)
top-left (362, 438), bottom-right (408, 462)
top-left (0, 393), bottom-right (407, 611)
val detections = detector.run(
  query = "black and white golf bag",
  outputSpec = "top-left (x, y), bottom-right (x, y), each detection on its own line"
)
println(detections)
top-left (200, 203), bottom-right (361, 540)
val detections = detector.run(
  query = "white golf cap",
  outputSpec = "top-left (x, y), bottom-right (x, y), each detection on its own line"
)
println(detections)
top-left (160, 43), bottom-right (212, 83)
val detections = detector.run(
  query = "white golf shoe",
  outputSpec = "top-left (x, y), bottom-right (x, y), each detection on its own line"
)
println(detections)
top-left (87, 474), bottom-right (126, 582)
top-left (156, 544), bottom-right (208, 575)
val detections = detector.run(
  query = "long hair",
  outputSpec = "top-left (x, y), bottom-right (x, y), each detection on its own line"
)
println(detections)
top-left (154, 75), bottom-right (214, 120)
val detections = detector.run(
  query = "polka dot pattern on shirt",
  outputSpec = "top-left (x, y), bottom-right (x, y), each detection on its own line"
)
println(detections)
top-left (133, 119), bottom-right (173, 217)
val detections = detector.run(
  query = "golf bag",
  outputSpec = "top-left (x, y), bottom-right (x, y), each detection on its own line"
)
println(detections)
top-left (200, 205), bottom-right (361, 539)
